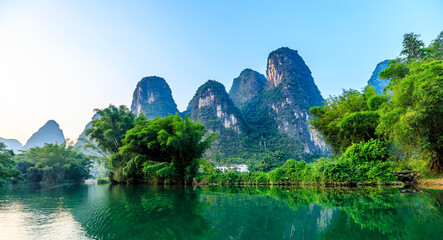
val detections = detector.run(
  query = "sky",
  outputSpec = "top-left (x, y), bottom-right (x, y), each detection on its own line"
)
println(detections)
top-left (0, 0), bottom-right (442, 145)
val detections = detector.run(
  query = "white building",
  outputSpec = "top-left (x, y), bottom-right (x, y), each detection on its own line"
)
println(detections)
top-left (216, 164), bottom-right (249, 173)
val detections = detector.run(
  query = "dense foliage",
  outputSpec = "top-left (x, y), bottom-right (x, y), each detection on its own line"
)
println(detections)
top-left (86, 105), bottom-right (136, 154)
top-left (0, 143), bottom-right (21, 184)
top-left (115, 114), bottom-right (216, 183)
top-left (379, 53), bottom-right (442, 174)
top-left (15, 143), bottom-right (91, 183)
top-left (203, 140), bottom-right (395, 185)
top-left (309, 86), bottom-right (387, 153)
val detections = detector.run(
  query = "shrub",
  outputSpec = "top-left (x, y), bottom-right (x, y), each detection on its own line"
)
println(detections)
top-left (333, 139), bottom-right (395, 182)
top-left (269, 168), bottom-right (286, 184)
top-left (97, 178), bottom-right (110, 184)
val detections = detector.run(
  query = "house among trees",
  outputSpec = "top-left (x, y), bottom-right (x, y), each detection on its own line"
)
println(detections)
top-left (216, 164), bottom-right (249, 173)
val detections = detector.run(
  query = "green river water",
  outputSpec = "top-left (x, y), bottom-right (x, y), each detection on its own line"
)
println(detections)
top-left (0, 183), bottom-right (442, 240)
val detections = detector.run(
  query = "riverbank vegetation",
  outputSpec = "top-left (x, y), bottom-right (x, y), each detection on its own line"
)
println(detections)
top-left (200, 140), bottom-right (396, 185)
top-left (0, 142), bottom-right (91, 184)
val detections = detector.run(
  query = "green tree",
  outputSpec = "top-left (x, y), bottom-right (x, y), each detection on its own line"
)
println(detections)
top-left (86, 105), bottom-right (136, 154)
top-left (378, 59), bottom-right (443, 173)
top-left (309, 86), bottom-right (387, 153)
top-left (316, 140), bottom-right (394, 183)
top-left (427, 31), bottom-right (443, 60)
top-left (0, 143), bottom-right (21, 184)
top-left (16, 143), bottom-right (91, 183)
top-left (401, 33), bottom-right (425, 62)
top-left (117, 114), bottom-right (216, 183)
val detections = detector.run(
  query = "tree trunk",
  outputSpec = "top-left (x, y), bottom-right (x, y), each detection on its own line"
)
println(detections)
top-left (430, 149), bottom-right (442, 174)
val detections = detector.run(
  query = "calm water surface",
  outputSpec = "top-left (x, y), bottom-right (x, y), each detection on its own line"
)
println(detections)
top-left (0, 183), bottom-right (442, 240)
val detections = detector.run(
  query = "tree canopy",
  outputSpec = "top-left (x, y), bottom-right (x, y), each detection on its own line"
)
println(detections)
top-left (376, 31), bottom-right (443, 174)
top-left (86, 105), bottom-right (136, 154)
top-left (378, 59), bottom-right (442, 173)
top-left (15, 143), bottom-right (91, 183)
top-left (309, 86), bottom-right (387, 153)
top-left (401, 33), bottom-right (425, 62)
top-left (117, 114), bottom-right (216, 183)
top-left (0, 143), bottom-right (21, 184)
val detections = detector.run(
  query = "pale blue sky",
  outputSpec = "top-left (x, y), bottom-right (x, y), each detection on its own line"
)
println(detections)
top-left (0, 0), bottom-right (442, 144)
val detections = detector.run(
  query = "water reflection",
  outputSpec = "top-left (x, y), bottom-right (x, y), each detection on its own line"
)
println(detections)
top-left (84, 185), bottom-right (212, 240)
top-left (0, 184), bottom-right (442, 240)
top-left (0, 184), bottom-right (89, 239)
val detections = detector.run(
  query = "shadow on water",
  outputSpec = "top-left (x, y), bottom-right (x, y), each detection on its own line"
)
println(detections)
top-left (1, 184), bottom-right (442, 240)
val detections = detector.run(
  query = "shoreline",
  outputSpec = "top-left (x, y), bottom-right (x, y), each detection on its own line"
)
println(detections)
top-left (417, 177), bottom-right (443, 190)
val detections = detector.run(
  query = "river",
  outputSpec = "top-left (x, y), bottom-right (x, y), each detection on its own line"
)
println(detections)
top-left (0, 183), bottom-right (442, 239)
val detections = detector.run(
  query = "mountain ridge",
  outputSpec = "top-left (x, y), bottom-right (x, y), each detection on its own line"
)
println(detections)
top-left (24, 120), bottom-right (65, 149)
top-left (131, 76), bottom-right (179, 119)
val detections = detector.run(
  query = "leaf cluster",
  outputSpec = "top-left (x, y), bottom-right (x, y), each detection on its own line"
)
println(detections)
top-left (0, 143), bottom-right (21, 184)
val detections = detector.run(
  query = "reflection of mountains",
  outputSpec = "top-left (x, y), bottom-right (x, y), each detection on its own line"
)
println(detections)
top-left (71, 185), bottom-right (212, 240)
top-left (200, 192), bottom-right (333, 239)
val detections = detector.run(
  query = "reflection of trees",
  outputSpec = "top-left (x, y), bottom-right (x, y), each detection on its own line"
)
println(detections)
top-left (72, 184), bottom-right (212, 240)
top-left (200, 187), bottom-right (326, 239)
top-left (0, 183), bottom-right (89, 211)
top-left (423, 189), bottom-right (443, 214)
top-left (317, 188), bottom-right (401, 235)
top-left (201, 186), bottom-right (443, 239)
top-left (319, 188), bottom-right (443, 239)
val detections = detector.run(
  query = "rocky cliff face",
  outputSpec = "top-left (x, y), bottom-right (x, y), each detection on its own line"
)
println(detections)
top-left (266, 47), bottom-right (323, 108)
top-left (24, 120), bottom-right (65, 149)
top-left (184, 48), bottom-right (329, 159)
top-left (368, 60), bottom-right (390, 94)
top-left (187, 80), bottom-right (246, 133)
top-left (229, 69), bottom-right (266, 112)
top-left (186, 80), bottom-right (247, 157)
top-left (131, 76), bottom-right (179, 119)
top-left (0, 137), bottom-right (23, 153)
top-left (263, 47), bottom-right (327, 154)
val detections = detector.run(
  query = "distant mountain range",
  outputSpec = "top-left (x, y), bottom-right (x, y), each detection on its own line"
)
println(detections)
top-left (0, 120), bottom-right (65, 153)
top-left (0, 137), bottom-right (24, 153)
top-left (1, 49), bottom-right (391, 164)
